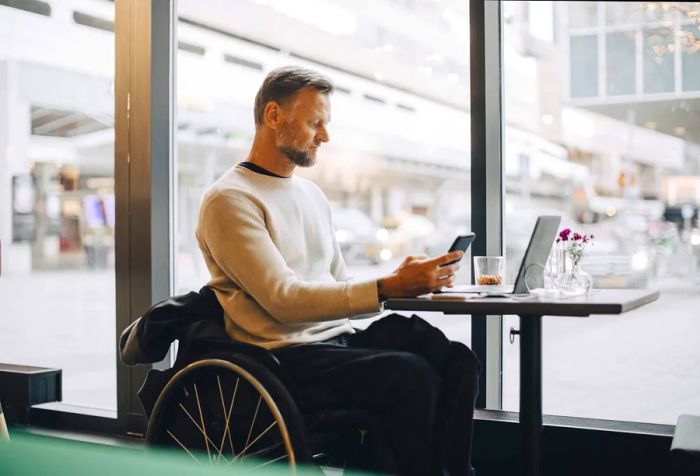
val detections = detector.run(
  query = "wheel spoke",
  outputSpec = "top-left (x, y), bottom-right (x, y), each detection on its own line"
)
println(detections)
top-left (177, 401), bottom-right (229, 463)
top-left (158, 364), bottom-right (292, 472)
top-left (240, 440), bottom-right (286, 460)
top-left (166, 430), bottom-right (201, 464)
top-left (216, 375), bottom-right (239, 462)
top-left (248, 453), bottom-right (289, 470)
top-left (233, 420), bottom-right (278, 463)
top-left (244, 396), bottom-right (263, 452)
top-left (194, 383), bottom-right (213, 463)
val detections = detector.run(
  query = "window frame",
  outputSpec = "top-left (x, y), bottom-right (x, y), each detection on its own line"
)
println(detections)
top-left (470, 0), bottom-right (505, 410)
top-left (25, 0), bottom-right (175, 437)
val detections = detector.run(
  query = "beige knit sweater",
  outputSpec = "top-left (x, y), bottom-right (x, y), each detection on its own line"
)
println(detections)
top-left (196, 166), bottom-right (381, 349)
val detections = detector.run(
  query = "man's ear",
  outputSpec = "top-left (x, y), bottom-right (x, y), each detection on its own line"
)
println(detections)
top-left (263, 101), bottom-right (283, 130)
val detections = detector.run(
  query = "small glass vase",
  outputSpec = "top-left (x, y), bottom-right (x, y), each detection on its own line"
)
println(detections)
top-left (556, 257), bottom-right (593, 297)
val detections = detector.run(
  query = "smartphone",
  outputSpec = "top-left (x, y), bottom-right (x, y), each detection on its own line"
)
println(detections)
top-left (442, 233), bottom-right (475, 266)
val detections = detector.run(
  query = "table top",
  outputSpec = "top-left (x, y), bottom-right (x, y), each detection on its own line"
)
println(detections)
top-left (385, 288), bottom-right (660, 317)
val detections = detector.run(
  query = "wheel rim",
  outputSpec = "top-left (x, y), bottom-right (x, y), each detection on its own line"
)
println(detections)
top-left (146, 359), bottom-right (297, 473)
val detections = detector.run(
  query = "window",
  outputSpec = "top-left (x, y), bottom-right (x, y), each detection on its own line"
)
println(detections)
top-left (683, 47), bottom-right (700, 91)
top-left (223, 54), bottom-right (263, 71)
top-left (73, 11), bottom-right (114, 33)
top-left (568, 2), bottom-right (598, 30)
top-left (178, 41), bottom-right (206, 56)
top-left (606, 31), bottom-right (636, 96)
top-left (681, 15), bottom-right (700, 91)
top-left (605, 2), bottom-right (644, 27)
top-left (0, 0), bottom-right (50, 17)
top-left (643, 27), bottom-right (675, 94)
top-left (174, 0), bottom-right (472, 344)
top-left (0, 1), bottom-right (116, 412)
top-left (501, 1), bottom-right (700, 425)
top-left (570, 35), bottom-right (598, 97)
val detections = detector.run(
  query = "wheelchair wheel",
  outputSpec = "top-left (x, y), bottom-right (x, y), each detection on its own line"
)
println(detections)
top-left (145, 355), bottom-right (309, 473)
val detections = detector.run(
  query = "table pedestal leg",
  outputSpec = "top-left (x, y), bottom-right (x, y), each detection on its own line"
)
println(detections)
top-left (519, 314), bottom-right (542, 476)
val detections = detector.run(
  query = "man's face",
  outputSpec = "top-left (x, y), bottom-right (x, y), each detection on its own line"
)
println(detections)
top-left (275, 88), bottom-right (331, 168)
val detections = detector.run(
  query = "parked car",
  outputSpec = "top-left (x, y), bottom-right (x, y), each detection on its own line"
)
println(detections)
top-left (574, 212), bottom-right (653, 289)
top-left (505, 207), bottom-right (653, 288)
top-left (331, 207), bottom-right (388, 264)
top-left (333, 208), bottom-right (442, 265)
top-left (380, 213), bottom-right (436, 260)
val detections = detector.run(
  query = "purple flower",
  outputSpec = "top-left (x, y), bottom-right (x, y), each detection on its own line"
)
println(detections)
top-left (559, 228), bottom-right (571, 241)
top-left (573, 232), bottom-right (581, 241)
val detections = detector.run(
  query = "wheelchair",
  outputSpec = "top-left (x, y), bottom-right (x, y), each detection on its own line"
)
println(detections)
top-left (139, 337), bottom-right (393, 474)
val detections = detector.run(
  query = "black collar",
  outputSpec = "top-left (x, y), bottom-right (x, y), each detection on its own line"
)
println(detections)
top-left (238, 161), bottom-right (285, 178)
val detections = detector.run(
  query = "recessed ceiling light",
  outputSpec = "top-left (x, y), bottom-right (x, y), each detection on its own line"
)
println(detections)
top-left (674, 126), bottom-right (687, 135)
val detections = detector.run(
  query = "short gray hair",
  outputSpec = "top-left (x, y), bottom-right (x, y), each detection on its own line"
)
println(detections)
top-left (254, 66), bottom-right (334, 126)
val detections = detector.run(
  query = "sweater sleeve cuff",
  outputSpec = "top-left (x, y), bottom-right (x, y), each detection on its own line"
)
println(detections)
top-left (347, 279), bottom-right (381, 316)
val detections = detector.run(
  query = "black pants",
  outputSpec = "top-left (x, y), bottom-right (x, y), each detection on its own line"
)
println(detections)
top-left (272, 314), bottom-right (481, 476)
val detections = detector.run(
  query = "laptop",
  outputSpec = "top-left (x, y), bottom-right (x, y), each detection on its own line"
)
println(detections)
top-left (445, 215), bottom-right (561, 297)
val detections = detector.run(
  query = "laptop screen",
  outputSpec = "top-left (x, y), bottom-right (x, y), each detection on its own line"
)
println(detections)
top-left (512, 215), bottom-right (561, 294)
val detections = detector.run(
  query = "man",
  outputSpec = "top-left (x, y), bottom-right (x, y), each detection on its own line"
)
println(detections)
top-left (197, 66), bottom-right (480, 476)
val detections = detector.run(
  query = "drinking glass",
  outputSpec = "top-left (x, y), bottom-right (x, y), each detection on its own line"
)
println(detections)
top-left (473, 256), bottom-right (505, 285)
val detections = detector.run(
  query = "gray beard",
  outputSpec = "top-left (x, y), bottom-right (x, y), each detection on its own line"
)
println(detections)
top-left (279, 145), bottom-right (315, 168)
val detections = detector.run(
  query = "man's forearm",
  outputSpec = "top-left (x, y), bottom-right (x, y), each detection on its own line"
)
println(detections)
top-left (377, 277), bottom-right (389, 301)
top-left (376, 275), bottom-right (399, 301)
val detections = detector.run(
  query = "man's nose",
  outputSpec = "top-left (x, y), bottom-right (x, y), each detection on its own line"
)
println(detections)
top-left (317, 126), bottom-right (330, 143)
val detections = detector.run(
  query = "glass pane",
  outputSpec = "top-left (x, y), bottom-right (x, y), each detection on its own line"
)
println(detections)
top-left (502, 1), bottom-right (700, 424)
top-left (570, 35), bottom-right (599, 97)
top-left (683, 49), bottom-right (700, 91)
top-left (174, 1), bottom-right (472, 345)
top-left (568, 2), bottom-right (598, 30)
top-left (605, 2), bottom-right (645, 26)
top-left (643, 27), bottom-right (675, 94)
top-left (681, 23), bottom-right (700, 91)
top-left (606, 31), bottom-right (636, 96)
top-left (0, 1), bottom-right (116, 411)
top-left (642, 2), bottom-right (679, 24)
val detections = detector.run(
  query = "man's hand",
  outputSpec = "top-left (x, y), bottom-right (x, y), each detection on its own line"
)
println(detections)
top-left (377, 251), bottom-right (463, 300)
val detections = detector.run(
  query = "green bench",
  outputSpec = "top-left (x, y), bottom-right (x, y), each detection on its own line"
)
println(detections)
top-left (0, 430), bottom-right (338, 475)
